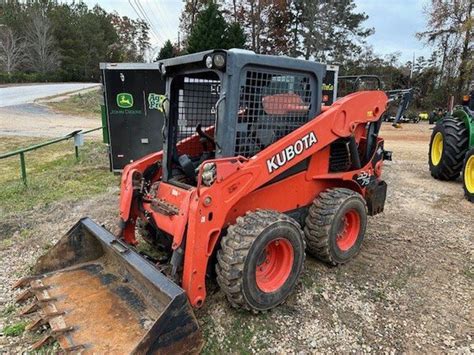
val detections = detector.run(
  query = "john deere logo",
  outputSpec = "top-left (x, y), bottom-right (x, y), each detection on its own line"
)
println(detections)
top-left (117, 93), bottom-right (133, 108)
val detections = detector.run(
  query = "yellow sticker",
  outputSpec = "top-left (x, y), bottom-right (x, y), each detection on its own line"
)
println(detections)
top-left (367, 111), bottom-right (373, 117)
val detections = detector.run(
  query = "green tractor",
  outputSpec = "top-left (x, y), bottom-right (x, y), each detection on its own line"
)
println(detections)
top-left (428, 91), bottom-right (474, 202)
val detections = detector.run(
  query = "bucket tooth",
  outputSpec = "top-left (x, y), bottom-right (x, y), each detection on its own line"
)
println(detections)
top-left (31, 284), bottom-right (49, 291)
top-left (20, 302), bottom-right (39, 315)
top-left (16, 218), bottom-right (203, 353)
top-left (37, 296), bottom-right (57, 304)
top-left (15, 288), bottom-right (34, 303)
top-left (30, 279), bottom-right (48, 289)
top-left (51, 326), bottom-right (74, 336)
top-left (31, 333), bottom-right (53, 350)
top-left (62, 344), bottom-right (85, 352)
top-left (44, 311), bottom-right (65, 319)
top-left (26, 317), bottom-right (45, 331)
top-left (12, 276), bottom-right (39, 290)
top-left (34, 285), bottom-right (57, 304)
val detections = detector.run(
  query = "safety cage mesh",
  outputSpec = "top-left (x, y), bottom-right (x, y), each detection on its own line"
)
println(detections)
top-left (176, 75), bottom-right (220, 156)
top-left (236, 70), bottom-right (313, 158)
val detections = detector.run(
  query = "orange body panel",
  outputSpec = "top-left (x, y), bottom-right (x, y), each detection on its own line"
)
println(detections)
top-left (119, 91), bottom-right (388, 307)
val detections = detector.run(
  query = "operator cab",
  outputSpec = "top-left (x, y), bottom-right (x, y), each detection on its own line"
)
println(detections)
top-left (158, 49), bottom-right (325, 186)
top-left (337, 75), bottom-right (382, 99)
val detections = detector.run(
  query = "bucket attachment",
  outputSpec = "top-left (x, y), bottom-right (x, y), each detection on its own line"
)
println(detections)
top-left (14, 218), bottom-right (202, 354)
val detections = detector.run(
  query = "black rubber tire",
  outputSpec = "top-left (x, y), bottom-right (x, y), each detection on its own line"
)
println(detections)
top-left (429, 118), bottom-right (469, 180)
top-left (303, 188), bottom-right (367, 266)
top-left (462, 148), bottom-right (474, 202)
top-left (216, 210), bottom-right (305, 312)
top-left (429, 115), bottom-right (434, 125)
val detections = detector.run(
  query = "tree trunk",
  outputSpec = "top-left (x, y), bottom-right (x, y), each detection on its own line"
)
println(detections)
top-left (232, 0), bottom-right (237, 22)
top-left (250, 0), bottom-right (256, 51)
top-left (456, 1), bottom-right (472, 98)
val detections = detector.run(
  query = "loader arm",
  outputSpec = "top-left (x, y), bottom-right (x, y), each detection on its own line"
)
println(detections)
top-left (181, 91), bottom-right (388, 306)
top-left (119, 129), bottom-right (217, 246)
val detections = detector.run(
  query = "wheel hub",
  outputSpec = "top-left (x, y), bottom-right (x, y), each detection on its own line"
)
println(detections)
top-left (465, 154), bottom-right (474, 193)
top-left (431, 132), bottom-right (443, 166)
top-left (255, 238), bottom-right (294, 293)
top-left (336, 209), bottom-right (360, 251)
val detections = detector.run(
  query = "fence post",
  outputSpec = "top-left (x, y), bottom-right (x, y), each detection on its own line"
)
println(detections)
top-left (19, 152), bottom-right (27, 186)
top-left (73, 132), bottom-right (84, 162)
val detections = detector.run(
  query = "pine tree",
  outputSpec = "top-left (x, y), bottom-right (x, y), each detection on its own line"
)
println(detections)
top-left (186, 2), bottom-right (228, 53)
top-left (179, 0), bottom-right (210, 47)
top-left (224, 22), bottom-right (246, 49)
top-left (157, 40), bottom-right (175, 60)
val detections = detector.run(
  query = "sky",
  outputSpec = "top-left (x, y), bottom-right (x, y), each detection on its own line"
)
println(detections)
top-left (83, 0), bottom-right (433, 64)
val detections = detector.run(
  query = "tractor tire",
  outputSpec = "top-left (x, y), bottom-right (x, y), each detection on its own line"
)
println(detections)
top-left (304, 188), bottom-right (367, 266)
top-left (216, 210), bottom-right (305, 312)
top-left (462, 148), bottom-right (474, 202)
top-left (429, 118), bottom-right (469, 180)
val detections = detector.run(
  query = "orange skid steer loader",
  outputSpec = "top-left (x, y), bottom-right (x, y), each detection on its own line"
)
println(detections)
top-left (14, 49), bottom-right (390, 353)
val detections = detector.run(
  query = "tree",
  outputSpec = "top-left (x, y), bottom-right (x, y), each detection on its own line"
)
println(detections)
top-left (76, 5), bottom-right (119, 80)
top-left (187, 2), bottom-right (228, 53)
top-left (157, 39), bottom-right (175, 60)
top-left (417, 0), bottom-right (473, 98)
top-left (0, 26), bottom-right (26, 73)
top-left (242, 0), bottom-right (270, 53)
top-left (25, 10), bottom-right (59, 74)
top-left (297, 0), bottom-right (373, 62)
top-left (179, 0), bottom-right (210, 48)
top-left (260, 1), bottom-right (292, 55)
top-left (224, 22), bottom-right (246, 49)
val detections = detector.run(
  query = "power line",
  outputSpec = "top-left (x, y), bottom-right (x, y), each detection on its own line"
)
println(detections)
top-left (139, 0), bottom-right (174, 43)
top-left (128, 0), bottom-right (163, 45)
top-left (133, 0), bottom-right (166, 44)
top-left (148, 5), bottom-right (173, 41)
top-left (149, 0), bottom-right (177, 41)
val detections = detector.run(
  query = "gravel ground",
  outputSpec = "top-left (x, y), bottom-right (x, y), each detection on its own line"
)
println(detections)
top-left (1, 122), bottom-right (472, 353)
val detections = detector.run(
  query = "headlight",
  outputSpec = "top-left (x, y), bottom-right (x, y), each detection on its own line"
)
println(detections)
top-left (213, 53), bottom-right (226, 68)
top-left (205, 55), bottom-right (213, 69)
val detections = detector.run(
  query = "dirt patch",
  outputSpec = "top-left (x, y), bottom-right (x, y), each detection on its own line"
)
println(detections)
top-left (0, 121), bottom-right (472, 353)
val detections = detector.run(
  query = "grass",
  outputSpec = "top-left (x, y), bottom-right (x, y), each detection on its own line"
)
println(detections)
top-left (389, 265), bottom-right (420, 290)
top-left (0, 136), bottom-right (118, 216)
top-left (46, 88), bottom-right (102, 117)
top-left (201, 311), bottom-right (271, 354)
top-left (2, 304), bottom-right (16, 317)
top-left (3, 321), bottom-right (27, 337)
top-left (463, 265), bottom-right (474, 280)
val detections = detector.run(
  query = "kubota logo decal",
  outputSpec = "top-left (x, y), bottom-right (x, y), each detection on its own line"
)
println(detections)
top-left (266, 131), bottom-right (318, 173)
top-left (117, 93), bottom-right (133, 108)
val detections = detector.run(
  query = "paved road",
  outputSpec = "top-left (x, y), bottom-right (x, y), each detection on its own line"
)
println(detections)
top-left (0, 83), bottom-right (99, 107)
